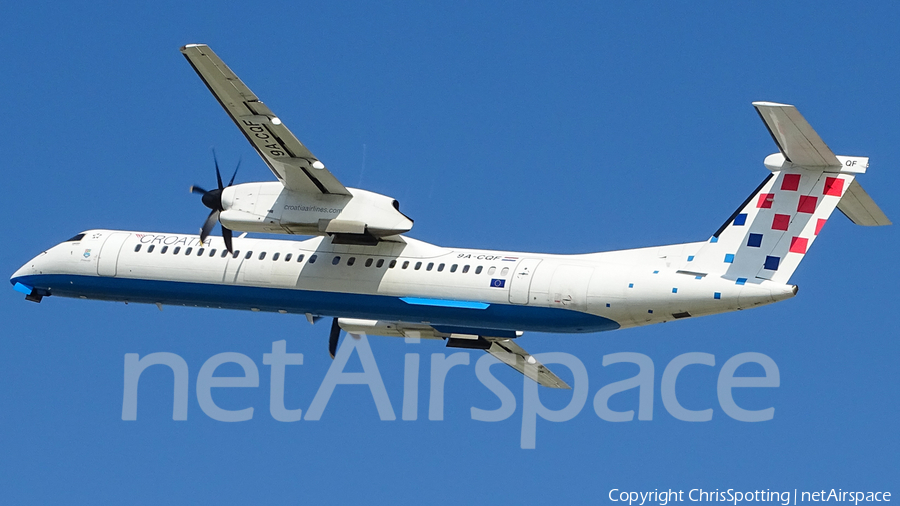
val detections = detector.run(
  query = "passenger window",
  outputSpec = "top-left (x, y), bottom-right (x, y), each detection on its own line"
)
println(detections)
top-left (347, 257), bottom-right (355, 266)
top-left (500, 267), bottom-right (509, 276)
top-left (365, 258), bottom-right (373, 267)
top-left (415, 262), bottom-right (422, 270)
top-left (450, 264), bottom-right (457, 272)
top-left (245, 251), bottom-right (252, 260)
top-left (437, 263), bottom-right (445, 272)
top-left (147, 245), bottom-right (155, 253)
top-left (376, 259), bottom-right (384, 268)
top-left (402, 261), bottom-right (409, 269)
top-left (161, 246), bottom-right (168, 254)
top-left (232, 250), bottom-right (240, 259)
top-left (332, 256), bottom-right (341, 265)
top-left (387, 260), bottom-right (395, 268)
top-left (134, 244), bottom-right (141, 252)
top-left (426, 262), bottom-right (434, 271)
top-left (475, 266), bottom-right (483, 274)
top-left (297, 254), bottom-right (305, 262)
top-left (309, 254), bottom-right (317, 264)
top-left (258, 252), bottom-right (266, 260)
top-left (221, 250), bottom-right (228, 258)
top-left (197, 248), bottom-right (205, 256)
top-left (462, 265), bottom-right (470, 273)
top-left (273, 252), bottom-right (280, 261)
top-left (185, 247), bottom-right (193, 255)
top-left (488, 266), bottom-right (496, 275)
top-left (284, 253), bottom-right (292, 262)
top-left (209, 249), bottom-right (216, 257)
top-left (173, 247), bottom-right (181, 255)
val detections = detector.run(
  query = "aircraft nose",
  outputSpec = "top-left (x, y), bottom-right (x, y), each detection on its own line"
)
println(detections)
top-left (10, 262), bottom-right (35, 296)
top-left (10, 252), bottom-right (43, 285)
top-left (11, 262), bottom-right (32, 284)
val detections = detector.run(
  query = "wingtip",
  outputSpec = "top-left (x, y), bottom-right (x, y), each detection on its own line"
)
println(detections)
top-left (753, 101), bottom-right (793, 108)
top-left (180, 43), bottom-right (207, 52)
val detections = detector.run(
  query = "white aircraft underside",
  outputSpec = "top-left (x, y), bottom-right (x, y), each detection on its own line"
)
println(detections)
top-left (11, 45), bottom-right (890, 389)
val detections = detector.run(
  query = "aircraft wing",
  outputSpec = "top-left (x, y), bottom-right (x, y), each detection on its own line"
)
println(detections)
top-left (336, 318), bottom-right (569, 388)
top-left (486, 338), bottom-right (571, 389)
top-left (181, 44), bottom-right (350, 195)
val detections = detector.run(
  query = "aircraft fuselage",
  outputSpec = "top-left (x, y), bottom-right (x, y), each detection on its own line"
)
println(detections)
top-left (11, 229), bottom-right (796, 335)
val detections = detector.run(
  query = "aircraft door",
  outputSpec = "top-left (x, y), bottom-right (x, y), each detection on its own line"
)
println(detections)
top-left (96, 232), bottom-right (130, 277)
top-left (508, 258), bottom-right (542, 304)
top-left (242, 251), bottom-right (275, 284)
top-left (548, 265), bottom-right (593, 311)
top-left (223, 252), bottom-right (244, 284)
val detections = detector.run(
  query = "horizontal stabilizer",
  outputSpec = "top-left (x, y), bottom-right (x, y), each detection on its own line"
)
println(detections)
top-left (837, 180), bottom-right (892, 226)
top-left (753, 102), bottom-right (841, 168)
top-left (487, 339), bottom-right (570, 389)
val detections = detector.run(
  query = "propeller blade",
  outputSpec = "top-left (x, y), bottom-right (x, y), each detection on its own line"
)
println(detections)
top-left (329, 318), bottom-right (341, 359)
top-left (200, 209), bottom-right (219, 243)
top-left (213, 149), bottom-right (224, 190)
top-left (190, 185), bottom-right (208, 195)
top-left (228, 158), bottom-right (241, 187)
top-left (222, 226), bottom-right (233, 254)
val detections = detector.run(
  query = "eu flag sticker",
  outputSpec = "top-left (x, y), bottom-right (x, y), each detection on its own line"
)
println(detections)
top-left (490, 279), bottom-right (506, 288)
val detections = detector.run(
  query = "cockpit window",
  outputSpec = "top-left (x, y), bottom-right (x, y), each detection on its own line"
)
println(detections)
top-left (65, 233), bottom-right (86, 242)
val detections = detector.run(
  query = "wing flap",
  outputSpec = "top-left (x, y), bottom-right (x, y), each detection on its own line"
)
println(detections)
top-left (181, 44), bottom-right (350, 195)
top-left (487, 339), bottom-right (570, 389)
top-left (753, 102), bottom-right (841, 168)
top-left (837, 179), bottom-right (892, 226)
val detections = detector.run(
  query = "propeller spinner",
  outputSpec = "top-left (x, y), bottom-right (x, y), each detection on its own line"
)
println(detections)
top-left (190, 152), bottom-right (240, 253)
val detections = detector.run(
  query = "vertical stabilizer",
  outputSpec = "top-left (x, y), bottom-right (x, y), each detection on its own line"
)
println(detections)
top-left (684, 102), bottom-right (887, 285)
top-left (689, 166), bottom-right (855, 284)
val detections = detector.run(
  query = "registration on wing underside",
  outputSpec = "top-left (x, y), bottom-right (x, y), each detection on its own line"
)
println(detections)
top-left (180, 44), bottom-right (350, 196)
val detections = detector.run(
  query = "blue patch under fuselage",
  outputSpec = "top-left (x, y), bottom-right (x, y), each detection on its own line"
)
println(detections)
top-left (11, 274), bottom-right (620, 334)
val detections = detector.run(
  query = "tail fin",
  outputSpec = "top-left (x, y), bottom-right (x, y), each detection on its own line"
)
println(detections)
top-left (685, 102), bottom-right (890, 285)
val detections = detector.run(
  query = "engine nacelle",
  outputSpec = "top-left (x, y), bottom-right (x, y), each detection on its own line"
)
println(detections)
top-left (219, 182), bottom-right (413, 240)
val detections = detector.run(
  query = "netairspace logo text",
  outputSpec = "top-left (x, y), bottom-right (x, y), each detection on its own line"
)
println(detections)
top-left (608, 488), bottom-right (891, 505)
top-left (122, 335), bottom-right (784, 449)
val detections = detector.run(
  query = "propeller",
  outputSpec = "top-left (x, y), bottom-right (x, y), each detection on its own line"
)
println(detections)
top-left (329, 318), bottom-right (341, 359)
top-left (190, 151), bottom-right (240, 253)
top-left (327, 318), bottom-right (362, 358)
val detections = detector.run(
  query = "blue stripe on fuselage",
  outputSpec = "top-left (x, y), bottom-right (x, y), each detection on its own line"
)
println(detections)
top-left (400, 297), bottom-right (490, 310)
top-left (11, 274), bottom-right (620, 334)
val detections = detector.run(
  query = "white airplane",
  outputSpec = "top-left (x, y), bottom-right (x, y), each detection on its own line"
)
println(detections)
top-left (11, 45), bottom-right (891, 389)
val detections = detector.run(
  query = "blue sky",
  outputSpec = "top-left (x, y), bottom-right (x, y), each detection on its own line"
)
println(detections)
top-left (2, 2), bottom-right (898, 503)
